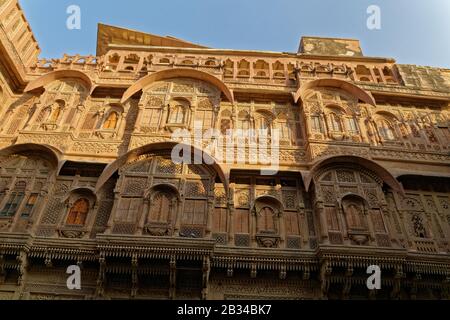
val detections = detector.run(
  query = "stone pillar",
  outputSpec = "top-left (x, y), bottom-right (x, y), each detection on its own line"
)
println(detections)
top-left (85, 201), bottom-right (99, 238)
top-left (279, 209), bottom-right (286, 247)
top-left (137, 198), bottom-right (149, 235)
top-left (24, 102), bottom-right (42, 129)
top-left (205, 197), bottom-right (214, 237)
top-left (117, 111), bottom-right (128, 138)
top-left (72, 105), bottom-right (85, 131)
top-left (29, 188), bottom-right (49, 235)
top-left (378, 67), bottom-right (387, 83)
top-left (251, 208), bottom-right (257, 247)
top-left (358, 116), bottom-right (369, 143)
top-left (134, 103), bottom-right (145, 132)
top-left (104, 192), bottom-right (120, 234)
top-left (227, 201), bottom-right (235, 245)
top-left (316, 203), bottom-right (329, 243)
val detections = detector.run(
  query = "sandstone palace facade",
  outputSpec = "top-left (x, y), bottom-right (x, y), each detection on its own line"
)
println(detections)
top-left (0, 0), bottom-right (449, 300)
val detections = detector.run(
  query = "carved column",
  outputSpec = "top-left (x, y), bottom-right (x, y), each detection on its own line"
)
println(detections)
top-left (117, 111), bottom-right (128, 138)
top-left (316, 202), bottom-right (329, 243)
top-left (358, 115), bottom-right (369, 143)
top-left (365, 208), bottom-right (376, 245)
top-left (131, 254), bottom-right (138, 298)
top-left (72, 105), bottom-right (85, 131)
top-left (24, 101), bottom-right (42, 129)
top-left (227, 203), bottom-right (235, 245)
top-left (201, 256), bottom-right (210, 300)
top-left (321, 112), bottom-right (330, 139)
top-left (174, 178), bottom-right (185, 235)
top-left (205, 197), bottom-right (214, 237)
top-left (104, 191), bottom-right (121, 234)
top-left (169, 256), bottom-right (176, 300)
top-left (134, 103), bottom-right (145, 132)
top-left (320, 260), bottom-right (332, 300)
top-left (278, 209), bottom-right (286, 247)
top-left (137, 197), bottom-right (149, 235)
top-left (29, 188), bottom-right (50, 235)
top-left (14, 251), bottom-right (28, 299)
top-left (250, 207), bottom-right (257, 248)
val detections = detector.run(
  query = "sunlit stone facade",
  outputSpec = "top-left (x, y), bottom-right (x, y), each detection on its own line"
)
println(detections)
top-left (0, 0), bottom-right (449, 300)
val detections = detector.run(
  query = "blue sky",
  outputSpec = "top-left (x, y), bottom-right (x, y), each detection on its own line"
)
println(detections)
top-left (20, 0), bottom-right (450, 68)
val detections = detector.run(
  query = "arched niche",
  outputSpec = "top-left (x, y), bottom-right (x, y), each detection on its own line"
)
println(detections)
top-left (24, 70), bottom-right (94, 94)
top-left (252, 195), bottom-right (284, 248)
top-left (143, 183), bottom-right (181, 236)
top-left (95, 141), bottom-right (229, 195)
top-left (305, 155), bottom-right (404, 194)
top-left (121, 68), bottom-right (234, 103)
top-left (0, 143), bottom-right (62, 170)
top-left (294, 78), bottom-right (376, 106)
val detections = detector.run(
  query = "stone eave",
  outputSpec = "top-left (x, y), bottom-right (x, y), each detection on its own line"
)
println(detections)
top-left (96, 234), bottom-right (216, 257)
top-left (96, 23), bottom-right (208, 57)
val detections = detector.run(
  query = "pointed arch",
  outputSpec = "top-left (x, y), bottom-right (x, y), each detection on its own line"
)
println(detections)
top-left (294, 78), bottom-right (376, 106)
top-left (121, 68), bottom-right (234, 103)
top-left (24, 70), bottom-right (94, 94)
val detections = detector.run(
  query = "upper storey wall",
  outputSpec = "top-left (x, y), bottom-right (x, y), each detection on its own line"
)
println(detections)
top-left (25, 48), bottom-right (450, 102)
top-left (0, 0), bottom-right (40, 93)
top-left (0, 0), bottom-right (40, 68)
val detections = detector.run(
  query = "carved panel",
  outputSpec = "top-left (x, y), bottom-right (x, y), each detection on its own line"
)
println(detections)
top-left (235, 234), bottom-right (250, 247)
top-left (282, 190), bottom-right (297, 210)
top-left (185, 181), bottom-right (208, 197)
top-left (235, 189), bottom-right (250, 208)
top-left (41, 198), bottom-right (65, 224)
top-left (122, 177), bottom-right (147, 196)
top-left (155, 158), bottom-right (182, 174)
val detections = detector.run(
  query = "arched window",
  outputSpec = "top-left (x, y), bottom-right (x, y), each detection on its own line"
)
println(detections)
top-left (329, 113), bottom-right (342, 132)
top-left (103, 112), bottom-right (118, 129)
top-left (342, 197), bottom-right (367, 231)
top-left (37, 107), bottom-right (52, 123)
top-left (311, 115), bottom-right (323, 133)
top-left (49, 106), bottom-right (61, 122)
top-left (237, 111), bottom-right (250, 130)
top-left (169, 105), bottom-right (186, 124)
top-left (378, 120), bottom-right (395, 140)
top-left (224, 59), bottom-right (234, 77)
top-left (149, 191), bottom-right (173, 223)
top-left (277, 114), bottom-right (291, 141)
top-left (237, 60), bottom-right (250, 77)
top-left (258, 207), bottom-right (276, 233)
top-left (66, 198), bottom-right (89, 225)
top-left (0, 181), bottom-right (26, 217)
top-left (347, 117), bottom-right (359, 133)
top-left (220, 110), bottom-right (232, 135)
top-left (256, 115), bottom-right (272, 137)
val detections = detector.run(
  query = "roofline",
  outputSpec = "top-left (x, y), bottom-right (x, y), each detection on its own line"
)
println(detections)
top-left (105, 44), bottom-right (397, 63)
top-left (300, 36), bottom-right (361, 42)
